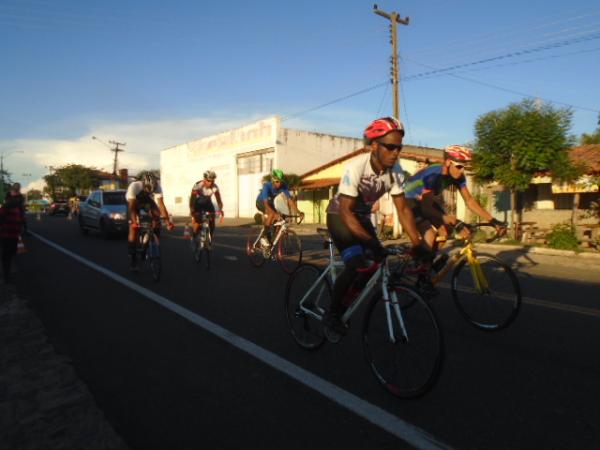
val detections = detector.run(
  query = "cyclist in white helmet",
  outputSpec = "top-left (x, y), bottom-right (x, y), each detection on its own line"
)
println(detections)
top-left (126, 172), bottom-right (174, 271)
top-left (189, 170), bottom-right (223, 240)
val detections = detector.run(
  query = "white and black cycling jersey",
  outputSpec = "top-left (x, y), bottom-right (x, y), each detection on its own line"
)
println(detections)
top-left (327, 153), bottom-right (406, 217)
top-left (191, 180), bottom-right (219, 198)
top-left (126, 181), bottom-right (163, 202)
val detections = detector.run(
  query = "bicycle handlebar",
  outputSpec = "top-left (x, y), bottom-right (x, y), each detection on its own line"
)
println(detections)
top-left (460, 222), bottom-right (508, 243)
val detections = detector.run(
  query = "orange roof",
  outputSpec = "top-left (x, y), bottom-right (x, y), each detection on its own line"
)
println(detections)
top-left (300, 178), bottom-right (340, 190)
top-left (300, 145), bottom-right (443, 179)
top-left (570, 144), bottom-right (600, 173)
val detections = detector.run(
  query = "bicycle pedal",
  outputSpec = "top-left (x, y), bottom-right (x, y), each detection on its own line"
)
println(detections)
top-left (324, 327), bottom-right (343, 344)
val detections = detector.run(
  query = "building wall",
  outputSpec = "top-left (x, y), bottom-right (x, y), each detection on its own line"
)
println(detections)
top-left (276, 129), bottom-right (362, 176)
top-left (161, 117), bottom-right (279, 217)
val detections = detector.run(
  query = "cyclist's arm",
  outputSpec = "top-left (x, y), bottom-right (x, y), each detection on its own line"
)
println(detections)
top-left (189, 190), bottom-right (196, 213)
top-left (392, 194), bottom-right (423, 246)
top-left (420, 192), bottom-right (453, 227)
top-left (156, 197), bottom-right (169, 220)
top-left (458, 186), bottom-right (493, 222)
top-left (339, 195), bottom-right (374, 242)
top-left (215, 190), bottom-right (223, 211)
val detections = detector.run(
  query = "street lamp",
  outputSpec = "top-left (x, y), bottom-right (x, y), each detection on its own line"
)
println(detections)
top-left (0, 150), bottom-right (24, 201)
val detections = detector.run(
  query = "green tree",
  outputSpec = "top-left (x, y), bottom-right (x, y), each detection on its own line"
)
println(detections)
top-left (52, 164), bottom-right (99, 197)
top-left (580, 129), bottom-right (600, 144)
top-left (472, 99), bottom-right (583, 231)
top-left (43, 173), bottom-right (62, 197)
top-left (580, 113), bottom-right (600, 144)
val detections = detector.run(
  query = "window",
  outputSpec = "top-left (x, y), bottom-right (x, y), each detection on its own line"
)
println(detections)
top-left (237, 149), bottom-right (274, 175)
top-left (103, 192), bottom-right (126, 205)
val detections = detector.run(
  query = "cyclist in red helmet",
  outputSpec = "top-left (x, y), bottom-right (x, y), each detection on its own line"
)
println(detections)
top-left (404, 145), bottom-right (505, 264)
top-left (324, 117), bottom-right (431, 337)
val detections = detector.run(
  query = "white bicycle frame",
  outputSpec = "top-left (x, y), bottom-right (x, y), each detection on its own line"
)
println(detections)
top-left (297, 239), bottom-right (412, 344)
top-left (252, 216), bottom-right (293, 252)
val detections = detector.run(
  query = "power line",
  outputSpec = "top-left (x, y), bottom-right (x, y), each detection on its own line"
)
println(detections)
top-left (403, 31), bottom-right (600, 82)
top-left (406, 58), bottom-right (600, 114)
top-left (281, 81), bottom-right (388, 122)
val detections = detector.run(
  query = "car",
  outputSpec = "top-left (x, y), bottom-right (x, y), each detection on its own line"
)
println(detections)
top-left (78, 189), bottom-right (127, 238)
top-left (49, 198), bottom-right (70, 215)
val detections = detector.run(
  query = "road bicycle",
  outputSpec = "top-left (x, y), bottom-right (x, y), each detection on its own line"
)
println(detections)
top-left (285, 228), bottom-right (443, 398)
top-left (396, 222), bottom-right (521, 331)
top-left (246, 214), bottom-right (303, 274)
top-left (190, 211), bottom-right (222, 270)
top-left (134, 217), bottom-right (163, 282)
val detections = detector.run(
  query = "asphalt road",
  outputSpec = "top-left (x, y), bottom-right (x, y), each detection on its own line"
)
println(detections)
top-left (15, 215), bottom-right (600, 450)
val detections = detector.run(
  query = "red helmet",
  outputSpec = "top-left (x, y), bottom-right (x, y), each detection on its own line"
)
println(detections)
top-left (444, 145), bottom-right (472, 162)
top-left (363, 117), bottom-right (405, 140)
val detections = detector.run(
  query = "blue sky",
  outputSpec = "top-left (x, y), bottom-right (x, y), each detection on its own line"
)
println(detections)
top-left (1, 0), bottom-right (599, 190)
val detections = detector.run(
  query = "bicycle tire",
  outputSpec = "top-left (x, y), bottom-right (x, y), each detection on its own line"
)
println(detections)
top-left (199, 229), bottom-right (211, 271)
top-left (246, 227), bottom-right (266, 268)
top-left (148, 238), bottom-right (161, 282)
top-left (277, 229), bottom-right (302, 274)
top-left (284, 264), bottom-right (330, 351)
top-left (362, 286), bottom-right (443, 398)
top-left (451, 253), bottom-right (521, 331)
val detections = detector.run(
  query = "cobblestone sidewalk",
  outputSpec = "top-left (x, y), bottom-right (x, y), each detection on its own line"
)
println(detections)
top-left (0, 284), bottom-right (129, 450)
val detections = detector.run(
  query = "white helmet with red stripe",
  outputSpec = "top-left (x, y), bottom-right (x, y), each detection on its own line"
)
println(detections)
top-left (444, 145), bottom-right (472, 162)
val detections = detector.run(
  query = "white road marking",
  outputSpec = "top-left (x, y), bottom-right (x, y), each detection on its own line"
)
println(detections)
top-left (31, 231), bottom-right (453, 450)
top-left (223, 255), bottom-right (238, 261)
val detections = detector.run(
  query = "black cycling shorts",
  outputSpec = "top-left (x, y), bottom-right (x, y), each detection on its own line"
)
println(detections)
top-left (406, 198), bottom-right (445, 229)
top-left (256, 198), bottom-right (275, 214)
top-left (326, 213), bottom-right (377, 263)
top-left (193, 196), bottom-right (215, 214)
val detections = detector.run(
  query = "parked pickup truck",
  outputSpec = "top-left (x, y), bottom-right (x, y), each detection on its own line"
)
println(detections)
top-left (78, 190), bottom-right (128, 238)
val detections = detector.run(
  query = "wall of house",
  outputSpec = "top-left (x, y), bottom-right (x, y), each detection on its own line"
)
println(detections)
top-left (161, 117), bottom-right (279, 217)
top-left (276, 129), bottom-right (361, 176)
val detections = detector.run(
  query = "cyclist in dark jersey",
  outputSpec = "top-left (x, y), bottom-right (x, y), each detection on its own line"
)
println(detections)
top-left (324, 117), bottom-right (430, 336)
top-left (405, 145), bottom-right (505, 253)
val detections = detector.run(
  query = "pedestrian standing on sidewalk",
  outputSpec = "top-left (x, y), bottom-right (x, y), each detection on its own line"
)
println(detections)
top-left (0, 183), bottom-right (26, 283)
top-left (4, 182), bottom-right (27, 234)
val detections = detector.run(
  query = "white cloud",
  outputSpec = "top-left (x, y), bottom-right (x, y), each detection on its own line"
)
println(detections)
top-left (1, 113), bottom-right (266, 190)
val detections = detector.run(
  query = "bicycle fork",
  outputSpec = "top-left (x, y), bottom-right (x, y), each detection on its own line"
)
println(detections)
top-left (466, 250), bottom-right (489, 294)
top-left (382, 275), bottom-right (409, 344)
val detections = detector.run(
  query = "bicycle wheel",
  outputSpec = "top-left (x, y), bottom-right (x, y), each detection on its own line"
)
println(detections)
top-left (246, 227), bottom-right (266, 268)
top-left (285, 264), bottom-right (330, 351)
top-left (148, 240), bottom-right (161, 282)
top-left (198, 228), bottom-right (211, 270)
top-left (277, 229), bottom-right (302, 274)
top-left (362, 286), bottom-right (443, 398)
top-left (451, 254), bottom-right (521, 331)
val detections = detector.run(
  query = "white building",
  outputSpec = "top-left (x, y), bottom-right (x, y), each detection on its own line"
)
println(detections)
top-left (161, 116), bottom-right (362, 217)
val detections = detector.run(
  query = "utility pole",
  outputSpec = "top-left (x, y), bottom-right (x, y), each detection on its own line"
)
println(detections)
top-left (109, 140), bottom-right (126, 176)
top-left (373, 4), bottom-right (409, 120)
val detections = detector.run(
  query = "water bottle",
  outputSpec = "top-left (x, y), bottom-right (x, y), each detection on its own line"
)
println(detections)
top-left (142, 233), bottom-right (150, 245)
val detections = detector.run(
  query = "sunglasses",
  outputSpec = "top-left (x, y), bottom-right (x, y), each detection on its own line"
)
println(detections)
top-left (451, 163), bottom-right (465, 170)
top-left (378, 142), bottom-right (403, 152)
top-left (272, 179), bottom-right (282, 183)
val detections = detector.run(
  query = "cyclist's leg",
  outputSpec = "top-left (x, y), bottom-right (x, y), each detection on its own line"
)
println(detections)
top-left (325, 213), bottom-right (376, 332)
top-left (191, 210), bottom-right (201, 236)
top-left (127, 207), bottom-right (140, 269)
top-left (149, 202), bottom-right (161, 238)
